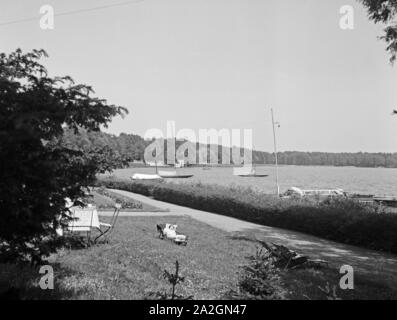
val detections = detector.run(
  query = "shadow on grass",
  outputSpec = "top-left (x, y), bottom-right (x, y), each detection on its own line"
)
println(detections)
top-left (228, 227), bottom-right (397, 278)
top-left (0, 261), bottom-right (87, 300)
top-left (227, 234), bottom-right (263, 244)
top-left (0, 233), bottom-right (113, 300)
top-left (228, 230), bottom-right (397, 299)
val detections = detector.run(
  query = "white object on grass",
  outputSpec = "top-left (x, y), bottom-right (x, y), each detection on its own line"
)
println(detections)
top-left (131, 173), bottom-right (162, 180)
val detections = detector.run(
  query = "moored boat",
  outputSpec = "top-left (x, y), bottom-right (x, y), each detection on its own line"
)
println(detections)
top-left (238, 173), bottom-right (269, 178)
top-left (281, 187), bottom-right (346, 198)
top-left (159, 137), bottom-right (194, 178)
top-left (158, 170), bottom-right (194, 179)
top-left (131, 173), bottom-right (162, 180)
top-left (373, 196), bottom-right (397, 207)
top-left (233, 166), bottom-right (268, 178)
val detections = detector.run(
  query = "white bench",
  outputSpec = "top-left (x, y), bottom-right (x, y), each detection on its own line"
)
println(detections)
top-left (64, 204), bottom-right (121, 243)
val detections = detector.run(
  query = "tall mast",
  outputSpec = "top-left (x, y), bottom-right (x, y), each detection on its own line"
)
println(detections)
top-left (271, 108), bottom-right (280, 196)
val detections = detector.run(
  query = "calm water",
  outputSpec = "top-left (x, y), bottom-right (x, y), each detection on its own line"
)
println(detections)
top-left (111, 165), bottom-right (397, 196)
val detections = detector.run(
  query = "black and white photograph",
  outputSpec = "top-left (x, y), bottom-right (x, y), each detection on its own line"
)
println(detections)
top-left (1, 0), bottom-right (397, 308)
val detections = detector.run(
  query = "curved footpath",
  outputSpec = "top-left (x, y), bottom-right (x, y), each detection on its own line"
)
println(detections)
top-left (102, 189), bottom-right (397, 278)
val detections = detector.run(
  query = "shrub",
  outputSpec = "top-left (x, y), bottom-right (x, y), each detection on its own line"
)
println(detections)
top-left (228, 246), bottom-right (287, 300)
top-left (144, 260), bottom-right (193, 300)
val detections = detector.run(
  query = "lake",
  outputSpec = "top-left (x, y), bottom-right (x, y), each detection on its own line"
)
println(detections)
top-left (110, 165), bottom-right (397, 196)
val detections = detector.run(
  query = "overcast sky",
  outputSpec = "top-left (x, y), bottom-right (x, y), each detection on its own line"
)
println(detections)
top-left (1, 0), bottom-right (397, 152)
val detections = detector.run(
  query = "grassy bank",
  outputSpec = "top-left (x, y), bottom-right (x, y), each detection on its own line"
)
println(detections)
top-left (96, 177), bottom-right (397, 254)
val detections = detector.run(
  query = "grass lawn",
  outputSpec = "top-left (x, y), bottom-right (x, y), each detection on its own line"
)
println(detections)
top-left (50, 215), bottom-right (252, 299)
top-left (0, 216), bottom-right (253, 299)
top-left (1, 215), bottom-right (397, 300)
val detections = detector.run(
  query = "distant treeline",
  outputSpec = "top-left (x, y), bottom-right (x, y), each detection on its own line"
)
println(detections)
top-left (252, 151), bottom-right (397, 168)
top-left (61, 129), bottom-right (397, 168)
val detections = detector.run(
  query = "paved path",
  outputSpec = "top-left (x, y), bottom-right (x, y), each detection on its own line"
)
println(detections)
top-left (105, 189), bottom-right (265, 232)
top-left (103, 189), bottom-right (397, 278)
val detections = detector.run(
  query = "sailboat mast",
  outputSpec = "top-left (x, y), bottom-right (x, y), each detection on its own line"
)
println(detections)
top-left (271, 108), bottom-right (280, 196)
top-left (252, 145), bottom-right (256, 174)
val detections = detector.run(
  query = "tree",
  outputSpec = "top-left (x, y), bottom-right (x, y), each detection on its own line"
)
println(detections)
top-left (60, 127), bottom-right (129, 170)
top-left (359, 0), bottom-right (397, 63)
top-left (0, 49), bottom-right (127, 262)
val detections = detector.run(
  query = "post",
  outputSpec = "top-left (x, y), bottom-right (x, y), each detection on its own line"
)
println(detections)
top-left (271, 108), bottom-right (280, 196)
top-left (175, 136), bottom-right (177, 167)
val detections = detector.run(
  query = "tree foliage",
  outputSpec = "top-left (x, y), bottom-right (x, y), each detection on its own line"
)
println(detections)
top-left (59, 128), bottom-right (130, 172)
top-left (0, 49), bottom-right (127, 262)
top-left (359, 0), bottom-right (397, 63)
top-left (60, 128), bottom-right (147, 163)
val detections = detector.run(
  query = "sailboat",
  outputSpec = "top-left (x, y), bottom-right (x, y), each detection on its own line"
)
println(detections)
top-left (158, 170), bottom-right (194, 179)
top-left (234, 165), bottom-right (268, 178)
top-left (158, 138), bottom-right (194, 179)
top-left (131, 160), bottom-right (162, 180)
top-left (234, 144), bottom-right (268, 178)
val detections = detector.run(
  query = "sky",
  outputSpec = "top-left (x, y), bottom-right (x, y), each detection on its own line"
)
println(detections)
top-left (1, 0), bottom-right (397, 153)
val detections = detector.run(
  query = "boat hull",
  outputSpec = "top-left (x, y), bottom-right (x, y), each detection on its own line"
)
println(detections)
top-left (131, 174), bottom-right (162, 180)
top-left (159, 175), bottom-right (194, 179)
top-left (238, 174), bottom-right (269, 178)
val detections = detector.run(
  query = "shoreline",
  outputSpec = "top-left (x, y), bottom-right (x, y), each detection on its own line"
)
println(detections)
top-left (128, 164), bottom-right (397, 169)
